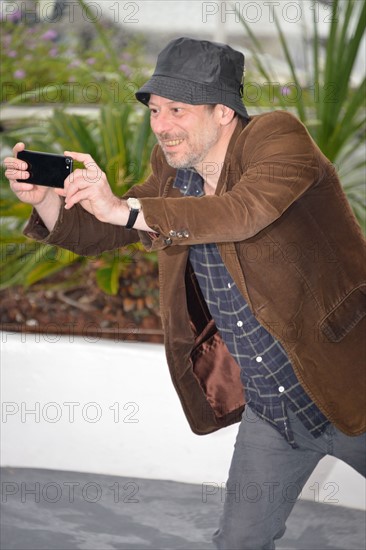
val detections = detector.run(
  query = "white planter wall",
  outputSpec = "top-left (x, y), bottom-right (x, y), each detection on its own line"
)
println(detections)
top-left (1, 331), bottom-right (365, 510)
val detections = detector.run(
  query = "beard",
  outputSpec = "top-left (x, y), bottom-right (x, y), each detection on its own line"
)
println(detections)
top-left (157, 125), bottom-right (220, 170)
top-left (162, 148), bottom-right (206, 169)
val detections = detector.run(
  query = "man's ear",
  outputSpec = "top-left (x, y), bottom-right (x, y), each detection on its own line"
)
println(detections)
top-left (217, 104), bottom-right (236, 125)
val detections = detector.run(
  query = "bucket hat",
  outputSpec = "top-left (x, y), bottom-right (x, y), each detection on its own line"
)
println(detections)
top-left (135, 37), bottom-right (249, 119)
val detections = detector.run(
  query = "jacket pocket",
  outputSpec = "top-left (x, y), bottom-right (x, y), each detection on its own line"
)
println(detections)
top-left (191, 332), bottom-right (245, 418)
top-left (320, 284), bottom-right (366, 342)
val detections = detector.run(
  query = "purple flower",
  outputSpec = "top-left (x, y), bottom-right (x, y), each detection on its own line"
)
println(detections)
top-left (68, 60), bottom-right (80, 69)
top-left (119, 64), bottom-right (132, 77)
top-left (49, 48), bottom-right (58, 57)
top-left (42, 29), bottom-right (58, 41)
top-left (9, 10), bottom-right (22, 22)
top-left (281, 86), bottom-right (291, 96)
top-left (14, 69), bottom-right (26, 79)
top-left (1, 9), bottom-right (22, 22)
top-left (86, 57), bottom-right (96, 65)
top-left (8, 50), bottom-right (17, 58)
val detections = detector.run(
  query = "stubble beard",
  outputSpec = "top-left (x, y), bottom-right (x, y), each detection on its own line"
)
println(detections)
top-left (163, 148), bottom-right (205, 170)
top-left (158, 124), bottom-right (220, 170)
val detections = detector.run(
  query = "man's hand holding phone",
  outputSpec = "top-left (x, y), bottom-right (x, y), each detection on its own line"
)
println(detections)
top-left (4, 142), bottom-right (126, 228)
top-left (3, 142), bottom-right (66, 231)
top-left (4, 142), bottom-right (58, 207)
top-left (4, 143), bottom-right (151, 232)
top-left (57, 151), bottom-right (124, 224)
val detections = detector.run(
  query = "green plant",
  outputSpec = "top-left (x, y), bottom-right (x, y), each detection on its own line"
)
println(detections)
top-left (1, 0), bottom-right (156, 295)
top-left (238, 0), bottom-right (366, 232)
top-left (0, 103), bottom-right (156, 293)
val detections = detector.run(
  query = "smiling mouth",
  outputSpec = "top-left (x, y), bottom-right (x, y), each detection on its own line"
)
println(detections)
top-left (162, 139), bottom-right (184, 147)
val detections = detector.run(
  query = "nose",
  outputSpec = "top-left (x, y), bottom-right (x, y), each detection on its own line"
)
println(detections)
top-left (150, 111), bottom-right (173, 136)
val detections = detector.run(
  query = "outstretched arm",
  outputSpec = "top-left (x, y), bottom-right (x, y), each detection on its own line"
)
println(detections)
top-left (58, 151), bottom-right (154, 232)
top-left (4, 143), bottom-right (162, 256)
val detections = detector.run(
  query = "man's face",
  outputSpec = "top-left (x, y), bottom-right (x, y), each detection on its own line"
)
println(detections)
top-left (148, 95), bottom-right (221, 170)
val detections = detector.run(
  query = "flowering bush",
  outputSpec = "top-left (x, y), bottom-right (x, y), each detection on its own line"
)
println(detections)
top-left (0, 6), bottom-right (148, 105)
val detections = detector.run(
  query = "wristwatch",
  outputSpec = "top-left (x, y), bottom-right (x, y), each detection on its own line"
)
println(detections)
top-left (125, 197), bottom-right (142, 229)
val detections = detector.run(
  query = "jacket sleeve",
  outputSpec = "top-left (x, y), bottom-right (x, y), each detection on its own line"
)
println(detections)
top-left (23, 147), bottom-right (164, 256)
top-left (138, 111), bottom-right (321, 250)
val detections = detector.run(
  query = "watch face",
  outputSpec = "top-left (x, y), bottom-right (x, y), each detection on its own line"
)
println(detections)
top-left (128, 198), bottom-right (141, 210)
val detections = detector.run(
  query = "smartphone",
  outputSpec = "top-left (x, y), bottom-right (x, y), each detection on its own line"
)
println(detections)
top-left (16, 150), bottom-right (73, 189)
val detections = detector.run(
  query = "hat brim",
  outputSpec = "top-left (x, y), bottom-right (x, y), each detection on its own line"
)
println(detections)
top-left (136, 75), bottom-right (249, 120)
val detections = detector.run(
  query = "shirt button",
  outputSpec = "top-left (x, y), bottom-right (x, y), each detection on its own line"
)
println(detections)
top-left (237, 320), bottom-right (243, 327)
top-left (278, 386), bottom-right (285, 393)
top-left (164, 237), bottom-right (173, 245)
top-left (182, 230), bottom-right (189, 238)
top-left (255, 356), bottom-right (262, 362)
top-left (169, 230), bottom-right (176, 237)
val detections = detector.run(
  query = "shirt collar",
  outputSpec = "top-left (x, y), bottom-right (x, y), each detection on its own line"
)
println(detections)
top-left (173, 168), bottom-right (205, 197)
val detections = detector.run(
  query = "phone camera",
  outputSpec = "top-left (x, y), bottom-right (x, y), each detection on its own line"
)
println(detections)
top-left (65, 158), bottom-right (71, 165)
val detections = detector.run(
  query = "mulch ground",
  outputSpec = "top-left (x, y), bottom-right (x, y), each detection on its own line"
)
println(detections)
top-left (0, 259), bottom-right (163, 344)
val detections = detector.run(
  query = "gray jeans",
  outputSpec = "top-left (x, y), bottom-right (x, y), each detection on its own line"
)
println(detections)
top-left (212, 407), bottom-right (366, 550)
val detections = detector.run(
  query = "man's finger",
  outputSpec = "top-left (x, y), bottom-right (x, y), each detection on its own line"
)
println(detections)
top-left (64, 151), bottom-right (96, 166)
top-left (4, 158), bottom-right (28, 172)
top-left (13, 142), bottom-right (25, 155)
top-left (6, 170), bottom-right (30, 182)
top-left (64, 188), bottom-right (92, 210)
top-left (54, 187), bottom-right (67, 197)
top-left (64, 169), bottom-right (97, 191)
top-left (63, 175), bottom-right (93, 202)
top-left (10, 182), bottom-right (35, 192)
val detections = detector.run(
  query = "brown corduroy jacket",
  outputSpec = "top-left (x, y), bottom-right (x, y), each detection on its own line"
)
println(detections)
top-left (25, 111), bottom-right (366, 436)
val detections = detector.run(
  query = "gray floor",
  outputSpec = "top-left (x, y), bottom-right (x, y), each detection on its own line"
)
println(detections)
top-left (1, 468), bottom-right (365, 550)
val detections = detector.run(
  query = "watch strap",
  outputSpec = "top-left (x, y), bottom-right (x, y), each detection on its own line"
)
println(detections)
top-left (125, 208), bottom-right (139, 230)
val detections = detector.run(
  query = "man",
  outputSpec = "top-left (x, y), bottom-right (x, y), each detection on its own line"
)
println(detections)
top-left (4, 37), bottom-right (366, 549)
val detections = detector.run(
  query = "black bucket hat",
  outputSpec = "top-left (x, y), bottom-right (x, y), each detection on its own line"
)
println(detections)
top-left (135, 37), bottom-right (249, 119)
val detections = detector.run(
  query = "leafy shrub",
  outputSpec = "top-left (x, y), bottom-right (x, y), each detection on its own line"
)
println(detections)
top-left (238, 0), bottom-right (365, 231)
top-left (0, 103), bottom-right (156, 294)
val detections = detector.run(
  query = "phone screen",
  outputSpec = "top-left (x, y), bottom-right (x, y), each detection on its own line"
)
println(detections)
top-left (17, 150), bottom-right (73, 189)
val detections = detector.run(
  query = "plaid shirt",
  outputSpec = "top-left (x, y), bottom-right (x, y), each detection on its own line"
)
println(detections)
top-left (174, 168), bottom-right (329, 447)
